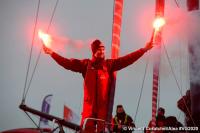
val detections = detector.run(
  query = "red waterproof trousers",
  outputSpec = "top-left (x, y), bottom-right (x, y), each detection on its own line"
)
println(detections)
top-left (81, 62), bottom-right (109, 132)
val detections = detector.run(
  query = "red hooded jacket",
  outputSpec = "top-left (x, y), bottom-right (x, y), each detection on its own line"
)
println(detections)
top-left (50, 48), bottom-right (146, 126)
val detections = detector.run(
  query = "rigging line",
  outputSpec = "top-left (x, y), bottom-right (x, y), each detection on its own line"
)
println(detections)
top-left (176, 35), bottom-right (187, 121)
top-left (162, 41), bottom-right (198, 129)
top-left (178, 40), bottom-right (183, 92)
top-left (177, 39), bottom-right (184, 120)
top-left (47, 0), bottom-right (59, 32)
top-left (134, 55), bottom-right (149, 122)
top-left (24, 49), bottom-right (42, 100)
top-left (50, 126), bottom-right (59, 133)
top-left (23, 0), bottom-right (60, 101)
top-left (162, 42), bottom-right (182, 97)
top-left (23, 111), bottom-right (41, 132)
top-left (174, 0), bottom-right (180, 8)
top-left (22, 0), bottom-right (41, 103)
top-left (177, 110), bottom-right (182, 121)
top-left (186, 43), bottom-right (190, 90)
top-left (172, 37), bottom-right (185, 121)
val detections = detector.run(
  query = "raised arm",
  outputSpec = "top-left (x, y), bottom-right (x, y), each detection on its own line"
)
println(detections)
top-left (43, 45), bottom-right (87, 73)
top-left (110, 42), bottom-right (153, 71)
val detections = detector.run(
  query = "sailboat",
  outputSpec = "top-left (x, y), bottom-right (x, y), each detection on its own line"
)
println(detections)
top-left (1, 0), bottom-right (200, 133)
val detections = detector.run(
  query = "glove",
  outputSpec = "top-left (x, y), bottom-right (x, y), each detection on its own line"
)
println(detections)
top-left (43, 44), bottom-right (53, 55)
top-left (143, 41), bottom-right (153, 52)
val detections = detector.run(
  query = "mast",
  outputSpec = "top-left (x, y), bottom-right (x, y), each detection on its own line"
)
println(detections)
top-left (151, 0), bottom-right (165, 129)
top-left (107, 0), bottom-right (124, 122)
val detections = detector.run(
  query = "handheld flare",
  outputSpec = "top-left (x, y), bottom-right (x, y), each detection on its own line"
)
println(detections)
top-left (150, 17), bottom-right (166, 43)
top-left (38, 30), bottom-right (52, 47)
top-left (153, 17), bottom-right (166, 31)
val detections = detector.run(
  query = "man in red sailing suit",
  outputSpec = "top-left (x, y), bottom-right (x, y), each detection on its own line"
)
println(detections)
top-left (43, 39), bottom-right (153, 132)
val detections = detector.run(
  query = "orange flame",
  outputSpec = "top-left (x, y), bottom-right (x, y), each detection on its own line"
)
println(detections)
top-left (153, 17), bottom-right (166, 31)
top-left (38, 30), bottom-right (52, 47)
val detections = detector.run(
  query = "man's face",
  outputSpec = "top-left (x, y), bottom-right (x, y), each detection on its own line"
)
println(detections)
top-left (117, 107), bottom-right (124, 114)
top-left (158, 110), bottom-right (164, 116)
top-left (94, 46), bottom-right (105, 59)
